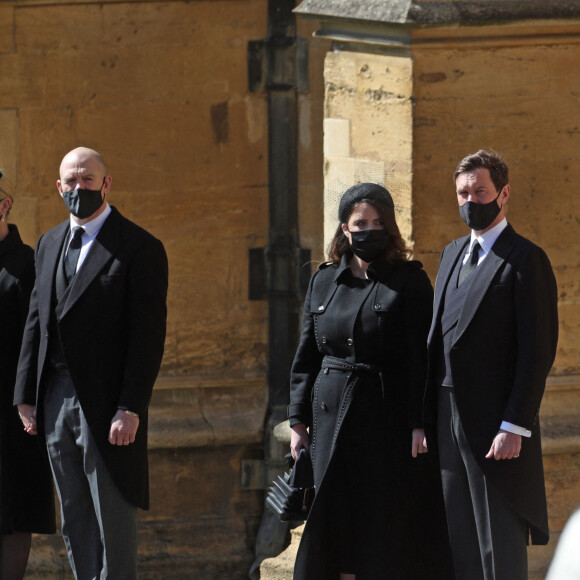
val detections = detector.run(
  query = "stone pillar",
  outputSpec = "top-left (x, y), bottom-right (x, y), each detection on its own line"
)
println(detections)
top-left (322, 44), bottom-right (414, 249)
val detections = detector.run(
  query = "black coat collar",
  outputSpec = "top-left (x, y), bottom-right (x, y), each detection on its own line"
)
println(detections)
top-left (332, 252), bottom-right (421, 284)
top-left (0, 224), bottom-right (24, 258)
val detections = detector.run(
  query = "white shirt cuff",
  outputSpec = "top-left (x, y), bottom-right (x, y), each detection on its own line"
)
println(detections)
top-left (501, 421), bottom-right (532, 438)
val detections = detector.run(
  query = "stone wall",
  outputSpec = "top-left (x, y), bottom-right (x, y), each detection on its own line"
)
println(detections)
top-left (0, 0), bottom-right (326, 577)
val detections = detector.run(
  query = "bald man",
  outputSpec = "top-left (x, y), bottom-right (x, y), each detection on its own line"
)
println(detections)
top-left (14, 147), bottom-right (168, 579)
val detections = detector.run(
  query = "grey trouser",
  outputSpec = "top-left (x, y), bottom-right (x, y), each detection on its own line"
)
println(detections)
top-left (44, 369), bottom-right (137, 580)
top-left (437, 387), bottom-right (528, 580)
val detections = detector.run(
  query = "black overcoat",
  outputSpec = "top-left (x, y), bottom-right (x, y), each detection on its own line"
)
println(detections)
top-left (288, 255), bottom-right (453, 580)
top-left (14, 208), bottom-right (168, 510)
top-left (0, 225), bottom-right (55, 533)
top-left (424, 224), bottom-right (558, 544)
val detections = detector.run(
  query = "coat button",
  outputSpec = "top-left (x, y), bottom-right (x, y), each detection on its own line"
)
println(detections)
top-left (374, 304), bottom-right (382, 310)
top-left (324, 368), bottom-right (329, 375)
top-left (318, 305), bottom-right (325, 311)
top-left (321, 336), bottom-right (327, 344)
top-left (346, 338), bottom-right (353, 346)
top-left (321, 402), bottom-right (327, 411)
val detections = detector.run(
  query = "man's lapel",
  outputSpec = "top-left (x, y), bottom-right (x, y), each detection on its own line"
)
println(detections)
top-left (57, 209), bottom-right (122, 320)
top-left (453, 224), bottom-right (516, 345)
top-left (39, 223), bottom-right (68, 326)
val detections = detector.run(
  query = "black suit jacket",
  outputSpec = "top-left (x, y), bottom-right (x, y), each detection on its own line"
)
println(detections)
top-left (14, 207), bottom-right (168, 509)
top-left (424, 224), bottom-right (558, 544)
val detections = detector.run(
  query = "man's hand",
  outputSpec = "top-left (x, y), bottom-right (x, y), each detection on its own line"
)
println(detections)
top-left (411, 428), bottom-right (428, 458)
top-left (485, 429), bottom-right (522, 460)
top-left (108, 409), bottom-right (139, 446)
top-left (18, 404), bottom-right (38, 435)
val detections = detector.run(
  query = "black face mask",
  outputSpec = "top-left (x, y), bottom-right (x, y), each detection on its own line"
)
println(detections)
top-left (62, 179), bottom-right (105, 219)
top-left (349, 229), bottom-right (388, 263)
top-left (459, 188), bottom-right (503, 231)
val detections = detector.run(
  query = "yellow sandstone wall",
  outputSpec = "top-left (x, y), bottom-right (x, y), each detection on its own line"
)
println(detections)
top-left (0, 0), bottom-right (326, 577)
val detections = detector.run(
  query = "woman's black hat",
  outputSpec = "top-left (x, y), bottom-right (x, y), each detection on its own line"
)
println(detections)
top-left (338, 183), bottom-right (394, 223)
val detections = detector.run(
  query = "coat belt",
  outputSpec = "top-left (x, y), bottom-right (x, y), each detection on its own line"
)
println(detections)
top-left (321, 355), bottom-right (386, 397)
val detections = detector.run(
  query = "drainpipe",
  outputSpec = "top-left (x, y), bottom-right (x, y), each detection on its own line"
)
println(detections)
top-left (246, 0), bottom-right (309, 576)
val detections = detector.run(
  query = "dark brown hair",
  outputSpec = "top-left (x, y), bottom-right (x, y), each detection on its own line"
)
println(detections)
top-left (454, 149), bottom-right (509, 192)
top-left (327, 198), bottom-right (411, 264)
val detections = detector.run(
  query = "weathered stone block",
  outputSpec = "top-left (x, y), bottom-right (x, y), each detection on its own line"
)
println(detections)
top-left (550, 243), bottom-right (580, 303)
top-left (553, 304), bottom-right (580, 375)
top-left (9, 196), bottom-right (38, 247)
top-left (0, 6), bottom-right (14, 54)
top-left (323, 118), bottom-right (350, 158)
top-left (0, 109), bottom-right (18, 180)
top-left (260, 524), bottom-right (302, 579)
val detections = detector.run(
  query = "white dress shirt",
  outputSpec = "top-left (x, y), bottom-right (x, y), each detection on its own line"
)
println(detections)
top-left (466, 218), bottom-right (531, 438)
top-left (463, 217), bottom-right (508, 267)
top-left (64, 204), bottom-right (112, 273)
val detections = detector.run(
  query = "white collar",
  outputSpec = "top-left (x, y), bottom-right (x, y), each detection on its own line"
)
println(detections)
top-left (68, 203), bottom-right (112, 238)
top-left (470, 217), bottom-right (507, 254)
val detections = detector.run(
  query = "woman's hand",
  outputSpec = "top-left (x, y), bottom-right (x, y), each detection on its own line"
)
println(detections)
top-left (290, 423), bottom-right (309, 460)
top-left (411, 428), bottom-right (428, 458)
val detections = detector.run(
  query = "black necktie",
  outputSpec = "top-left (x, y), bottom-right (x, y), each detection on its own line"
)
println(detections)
top-left (458, 241), bottom-right (481, 287)
top-left (64, 226), bottom-right (84, 283)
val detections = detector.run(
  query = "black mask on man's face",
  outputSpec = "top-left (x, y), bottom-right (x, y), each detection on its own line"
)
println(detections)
top-left (349, 229), bottom-right (388, 263)
top-left (62, 178), bottom-right (106, 219)
top-left (459, 188), bottom-right (502, 231)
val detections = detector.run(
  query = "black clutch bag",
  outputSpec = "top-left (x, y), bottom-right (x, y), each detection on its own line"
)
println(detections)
top-left (266, 449), bottom-right (315, 522)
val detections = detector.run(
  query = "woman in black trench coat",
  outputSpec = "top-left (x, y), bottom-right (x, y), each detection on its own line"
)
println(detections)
top-left (288, 183), bottom-right (453, 580)
top-left (0, 174), bottom-right (54, 579)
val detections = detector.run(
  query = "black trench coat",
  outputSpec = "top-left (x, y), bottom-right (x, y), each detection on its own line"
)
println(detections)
top-left (0, 225), bottom-right (55, 534)
top-left (288, 255), bottom-right (453, 580)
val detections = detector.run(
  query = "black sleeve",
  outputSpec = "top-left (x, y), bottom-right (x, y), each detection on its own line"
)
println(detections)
top-left (287, 271), bottom-right (324, 428)
top-left (14, 238), bottom-right (44, 406)
top-left (117, 236), bottom-right (169, 415)
top-left (503, 245), bottom-right (558, 429)
top-left (403, 267), bottom-right (434, 428)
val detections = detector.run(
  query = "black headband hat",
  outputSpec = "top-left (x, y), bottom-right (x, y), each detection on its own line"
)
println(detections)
top-left (338, 182), bottom-right (395, 223)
